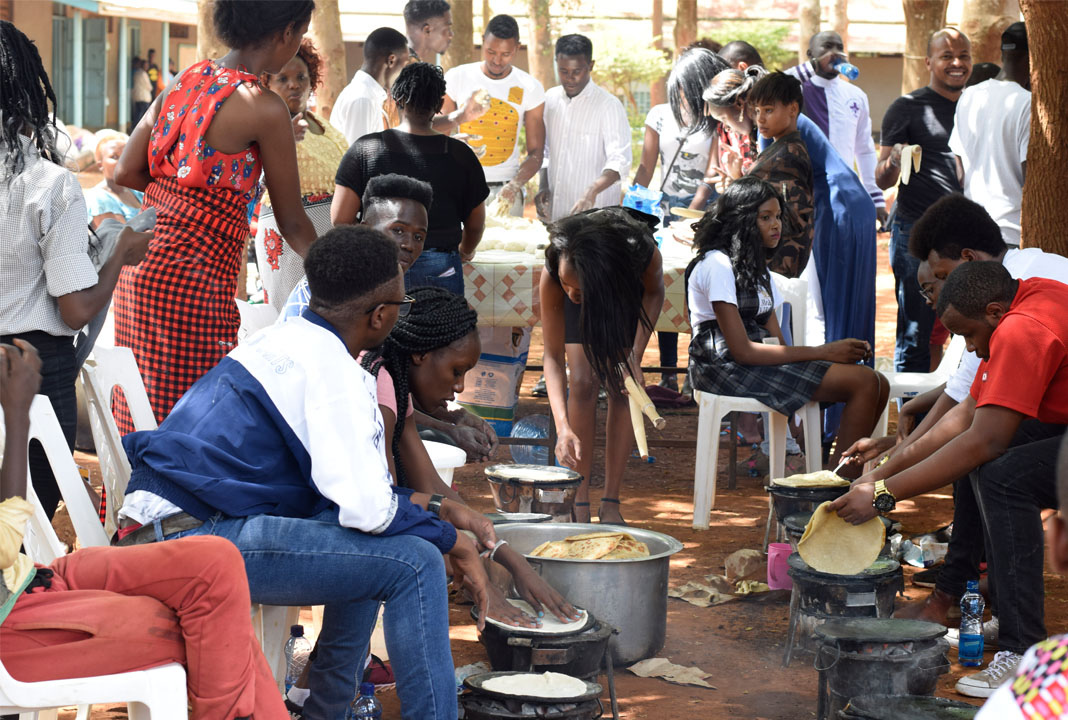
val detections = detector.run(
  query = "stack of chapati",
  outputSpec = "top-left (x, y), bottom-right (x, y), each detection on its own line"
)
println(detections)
top-left (530, 531), bottom-right (651, 560)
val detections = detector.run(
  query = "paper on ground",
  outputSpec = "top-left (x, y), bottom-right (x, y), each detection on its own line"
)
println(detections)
top-left (628, 658), bottom-right (716, 689)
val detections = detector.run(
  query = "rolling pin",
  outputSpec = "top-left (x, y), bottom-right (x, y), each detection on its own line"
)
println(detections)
top-left (623, 374), bottom-right (667, 430)
top-left (629, 394), bottom-right (650, 460)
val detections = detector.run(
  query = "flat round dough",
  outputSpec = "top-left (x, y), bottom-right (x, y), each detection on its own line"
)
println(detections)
top-left (485, 599), bottom-right (588, 635)
top-left (481, 671), bottom-right (588, 699)
top-left (487, 465), bottom-right (578, 482)
top-left (772, 471), bottom-right (850, 488)
top-left (798, 501), bottom-right (885, 575)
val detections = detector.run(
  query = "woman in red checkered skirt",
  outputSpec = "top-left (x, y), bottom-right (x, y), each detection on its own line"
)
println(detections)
top-left (112, 0), bottom-right (318, 432)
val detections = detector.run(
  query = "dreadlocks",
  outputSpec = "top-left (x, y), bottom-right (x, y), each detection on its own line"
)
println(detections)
top-left (361, 286), bottom-right (479, 485)
top-left (1, 20), bottom-right (61, 176)
top-left (391, 62), bottom-right (447, 119)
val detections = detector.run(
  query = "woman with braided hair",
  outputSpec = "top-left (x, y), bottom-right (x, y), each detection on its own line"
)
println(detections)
top-left (361, 286), bottom-right (580, 627)
top-left (333, 62), bottom-right (488, 295)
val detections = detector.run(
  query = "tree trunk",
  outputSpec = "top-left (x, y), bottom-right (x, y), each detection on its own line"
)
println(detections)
top-left (483, 0), bottom-right (492, 34)
top-left (960, 0), bottom-right (1019, 64)
top-left (1019, 0), bottom-right (1068, 254)
top-left (195, 0), bottom-right (226, 61)
top-left (901, 0), bottom-right (948, 95)
top-left (831, 0), bottom-right (849, 40)
top-left (673, 0), bottom-right (697, 55)
top-left (650, 0), bottom-right (667, 106)
top-left (527, 0), bottom-right (554, 91)
top-left (309, 0), bottom-right (345, 118)
top-left (799, 0), bottom-right (821, 64)
top-left (442, 0), bottom-right (476, 71)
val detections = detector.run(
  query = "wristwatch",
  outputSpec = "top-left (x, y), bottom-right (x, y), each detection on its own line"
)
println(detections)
top-left (872, 480), bottom-right (897, 513)
top-left (427, 493), bottom-right (445, 517)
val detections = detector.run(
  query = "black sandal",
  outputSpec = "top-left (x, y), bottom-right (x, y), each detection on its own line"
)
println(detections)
top-left (572, 501), bottom-right (591, 522)
top-left (598, 497), bottom-right (628, 526)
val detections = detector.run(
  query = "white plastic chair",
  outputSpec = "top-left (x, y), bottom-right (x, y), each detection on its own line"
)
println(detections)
top-left (874, 334), bottom-right (966, 437)
top-left (236, 299), bottom-right (278, 342)
top-left (692, 274), bottom-right (822, 530)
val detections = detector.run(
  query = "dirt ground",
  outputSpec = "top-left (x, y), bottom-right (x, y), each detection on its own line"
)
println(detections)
top-left (54, 232), bottom-right (1068, 719)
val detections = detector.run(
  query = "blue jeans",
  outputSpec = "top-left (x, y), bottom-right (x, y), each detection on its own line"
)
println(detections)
top-left (169, 508), bottom-right (456, 719)
top-left (406, 249), bottom-right (464, 296)
top-left (889, 218), bottom-right (934, 372)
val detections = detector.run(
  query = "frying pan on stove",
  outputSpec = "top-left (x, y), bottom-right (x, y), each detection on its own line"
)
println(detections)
top-left (464, 671), bottom-right (603, 704)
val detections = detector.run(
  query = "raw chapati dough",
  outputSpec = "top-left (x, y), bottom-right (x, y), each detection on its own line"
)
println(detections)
top-left (482, 671), bottom-right (588, 699)
top-left (529, 531), bottom-right (650, 560)
top-left (798, 501), bottom-right (885, 575)
top-left (772, 471), bottom-right (850, 488)
top-left (489, 465), bottom-right (577, 482)
top-left (485, 599), bottom-right (588, 634)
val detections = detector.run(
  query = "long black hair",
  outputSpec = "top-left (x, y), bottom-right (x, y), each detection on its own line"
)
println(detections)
top-left (392, 62), bottom-right (447, 119)
top-left (685, 176), bottom-right (788, 297)
top-left (360, 286), bottom-right (479, 485)
top-left (1, 20), bottom-right (61, 175)
top-left (545, 208), bottom-right (657, 394)
top-left (667, 47), bottom-right (729, 136)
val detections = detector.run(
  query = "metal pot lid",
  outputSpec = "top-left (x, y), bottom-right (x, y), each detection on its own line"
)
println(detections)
top-left (843, 694), bottom-right (978, 719)
top-left (784, 512), bottom-right (893, 534)
top-left (473, 600), bottom-right (594, 637)
top-left (464, 671), bottom-right (602, 703)
top-left (485, 464), bottom-right (583, 484)
top-left (815, 618), bottom-right (948, 644)
top-left (788, 552), bottom-right (900, 578)
top-left (486, 512), bottom-right (554, 524)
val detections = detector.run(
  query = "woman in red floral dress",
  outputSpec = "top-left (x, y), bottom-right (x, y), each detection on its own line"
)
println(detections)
top-left (113, 0), bottom-right (317, 432)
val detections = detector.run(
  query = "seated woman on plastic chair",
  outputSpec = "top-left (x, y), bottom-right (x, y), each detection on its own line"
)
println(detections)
top-left (0, 340), bottom-right (286, 720)
top-left (684, 177), bottom-right (888, 475)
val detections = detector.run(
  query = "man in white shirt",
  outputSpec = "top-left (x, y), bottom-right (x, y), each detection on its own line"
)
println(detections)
top-left (540, 34), bottom-right (632, 222)
top-left (949, 22), bottom-right (1030, 247)
top-left (330, 27), bottom-right (409, 145)
top-left (786, 31), bottom-right (886, 225)
top-left (437, 14), bottom-right (545, 216)
top-left (403, 0), bottom-right (453, 63)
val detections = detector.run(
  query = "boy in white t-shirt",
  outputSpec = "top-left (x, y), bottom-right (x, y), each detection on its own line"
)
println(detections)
top-left (436, 14), bottom-right (545, 216)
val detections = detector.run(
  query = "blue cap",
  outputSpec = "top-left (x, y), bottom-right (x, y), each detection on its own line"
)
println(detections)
top-left (966, 579), bottom-right (980, 591)
top-left (359, 681), bottom-right (375, 696)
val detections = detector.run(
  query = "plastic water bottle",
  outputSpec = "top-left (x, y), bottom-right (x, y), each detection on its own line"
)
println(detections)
top-left (958, 580), bottom-right (985, 667)
top-left (283, 624), bottom-right (312, 693)
top-left (832, 56), bottom-right (860, 81)
top-left (348, 682), bottom-right (382, 720)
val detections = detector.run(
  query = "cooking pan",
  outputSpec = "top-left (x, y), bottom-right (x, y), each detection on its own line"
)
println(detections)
top-left (464, 671), bottom-right (603, 704)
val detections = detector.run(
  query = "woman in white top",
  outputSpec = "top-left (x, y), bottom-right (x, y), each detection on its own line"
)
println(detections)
top-left (684, 176), bottom-right (887, 473)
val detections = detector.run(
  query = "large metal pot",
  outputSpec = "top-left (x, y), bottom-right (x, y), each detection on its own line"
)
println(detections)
top-left (493, 522), bottom-right (684, 665)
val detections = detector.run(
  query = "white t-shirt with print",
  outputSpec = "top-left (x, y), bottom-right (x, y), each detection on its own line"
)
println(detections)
top-left (444, 62), bottom-right (546, 183)
top-left (687, 250), bottom-right (783, 327)
top-left (644, 104), bottom-right (714, 201)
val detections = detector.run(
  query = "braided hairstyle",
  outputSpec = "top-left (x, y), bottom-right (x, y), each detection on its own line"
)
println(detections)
top-left (361, 286), bottom-right (479, 485)
top-left (685, 176), bottom-right (788, 297)
top-left (391, 62), bottom-right (447, 119)
top-left (1, 20), bottom-right (61, 176)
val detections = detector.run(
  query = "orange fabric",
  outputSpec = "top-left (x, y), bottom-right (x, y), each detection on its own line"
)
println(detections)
top-left (1, 536), bottom-right (286, 720)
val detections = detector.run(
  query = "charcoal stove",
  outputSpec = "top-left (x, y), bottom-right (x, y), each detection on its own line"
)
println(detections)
top-left (783, 553), bottom-right (904, 665)
top-left (461, 671), bottom-right (604, 720)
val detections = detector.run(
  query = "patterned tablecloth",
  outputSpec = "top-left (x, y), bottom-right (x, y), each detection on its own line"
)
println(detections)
top-left (463, 234), bottom-right (696, 333)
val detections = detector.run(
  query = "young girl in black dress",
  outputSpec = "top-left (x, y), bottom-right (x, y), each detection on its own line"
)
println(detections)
top-left (685, 177), bottom-right (887, 473)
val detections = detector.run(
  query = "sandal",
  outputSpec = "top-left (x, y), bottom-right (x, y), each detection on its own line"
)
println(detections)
top-left (572, 501), bottom-right (591, 523)
top-left (598, 497), bottom-right (628, 526)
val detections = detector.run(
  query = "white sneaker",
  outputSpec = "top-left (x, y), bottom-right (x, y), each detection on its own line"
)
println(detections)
top-left (946, 616), bottom-right (999, 649)
top-left (955, 650), bottom-right (1022, 698)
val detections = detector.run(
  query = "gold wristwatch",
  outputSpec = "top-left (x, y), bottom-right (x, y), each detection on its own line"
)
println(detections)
top-left (872, 480), bottom-right (897, 513)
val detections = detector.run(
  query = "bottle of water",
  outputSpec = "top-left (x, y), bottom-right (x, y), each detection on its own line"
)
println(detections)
top-left (348, 682), bottom-right (382, 720)
top-left (284, 624), bottom-right (312, 693)
top-left (958, 580), bottom-right (985, 667)
top-left (831, 56), bottom-right (861, 81)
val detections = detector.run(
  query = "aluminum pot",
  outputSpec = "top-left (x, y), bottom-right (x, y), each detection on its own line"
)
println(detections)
top-left (492, 522), bottom-right (684, 665)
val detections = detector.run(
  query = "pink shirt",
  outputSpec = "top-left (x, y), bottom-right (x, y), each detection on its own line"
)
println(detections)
top-left (358, 352), bottom-right (414, 419)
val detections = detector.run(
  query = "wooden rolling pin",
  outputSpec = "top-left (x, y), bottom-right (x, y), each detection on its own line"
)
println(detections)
top-left (629, 394), bottom-right (650, 460)
top-left (623, 374), bottom-right (667, 430)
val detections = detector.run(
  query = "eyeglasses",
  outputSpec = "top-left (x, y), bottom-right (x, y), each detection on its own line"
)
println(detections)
top-left (918, 286), bottom-right (934, 303)
top-left (367, 295), bottom-right (415, 318)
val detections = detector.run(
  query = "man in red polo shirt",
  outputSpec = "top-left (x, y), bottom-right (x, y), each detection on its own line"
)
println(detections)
top-left (831, 261), bottom-right (1068, 697)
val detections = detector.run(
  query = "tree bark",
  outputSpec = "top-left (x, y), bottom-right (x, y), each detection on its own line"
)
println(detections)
top-left (309, 0), bottom-right (345, 118)
top-left (1019, 0), bottom-right (1068, 254)
top-left (442, 0), bottom-right (477, 71)
top-left (195, 0), bottom-right (226, 61)
top-left (527, 0), bottom-right (554, 91)
top-left (483, 0), bottom-right (492, 34)
top-left (673, 0), bottom-right (697, 55)
top-left (831, 0), bottom-right (849, 40)
top-left (650, 0), bottom-right (667, 106)
top-left (799, 0), bottom-right (821, 64)
top-left (960, 0), bottom-right (1019, 64)
top-left (901, 0), bottom-right (948, 95)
